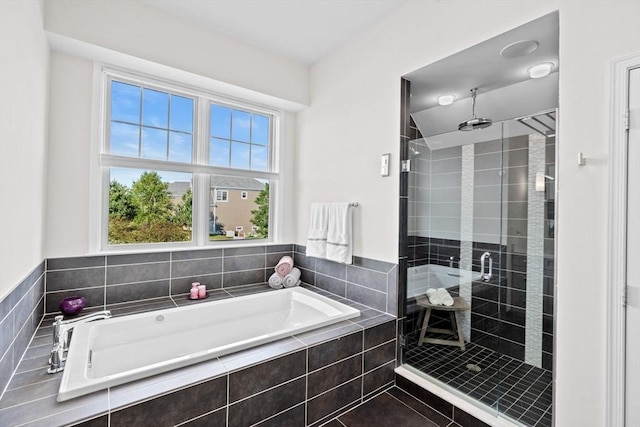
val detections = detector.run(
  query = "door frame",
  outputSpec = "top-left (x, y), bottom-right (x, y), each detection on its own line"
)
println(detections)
top-left (607, 53), bottom-right (640, 427)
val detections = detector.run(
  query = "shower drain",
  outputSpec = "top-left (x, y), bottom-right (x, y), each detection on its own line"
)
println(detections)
top-left (466, 363), bottom-right (482, 373)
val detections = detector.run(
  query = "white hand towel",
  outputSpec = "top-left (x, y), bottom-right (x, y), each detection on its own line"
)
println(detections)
top-left (426, 288), bottom-right (442, 305)
top-left (326, 203), bottom-right (352, 264)
top-left (283, 268), bottom-right (301, 288)
top-left (437, 288), bottom-right (454, 306)
top-left (268, 272), bottom-right (284, 289)
top-left (306, 203), bottom-right (329, 258)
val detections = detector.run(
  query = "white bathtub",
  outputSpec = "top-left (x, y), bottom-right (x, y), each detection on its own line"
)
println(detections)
top-left (406, 264), bottom-right (473, 299)
top-left (57, 287), bottom-right (360, 401)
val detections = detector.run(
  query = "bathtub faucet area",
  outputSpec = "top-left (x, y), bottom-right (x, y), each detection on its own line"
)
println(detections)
top-left (48, 310), bottom-right (112, 374)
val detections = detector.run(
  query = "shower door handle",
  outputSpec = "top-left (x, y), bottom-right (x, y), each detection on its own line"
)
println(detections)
top-left (480, 252), bottom-right (492, 282)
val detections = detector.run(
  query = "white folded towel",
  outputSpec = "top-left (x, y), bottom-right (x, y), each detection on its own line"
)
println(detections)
top-left (306, 203), bottom-right (329, 258)
top-left (283, 267), bottom-right (301, 288)
top-left (426, 288), bottom-right (442, 305)
top-left (437, 288), bottom-right (454, 306)
top-left (426, 288), bottom-right (454, 306)
top-left (268, 272), bottom-right (283, 289)
top-left (326, 203), bottom-right (352, 264)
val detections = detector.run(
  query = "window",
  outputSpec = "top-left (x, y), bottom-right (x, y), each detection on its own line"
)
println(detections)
top-left (101, 69), bottom-right (278, 249)
top-left (216, 190), bottom-right (229, 202)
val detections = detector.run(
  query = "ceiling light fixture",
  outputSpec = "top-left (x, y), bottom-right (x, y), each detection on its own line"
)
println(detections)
top-left (437, 95), bottom-right (455, 106)
top-left (528, 62), bottom-right (554, 79)
top-left (500, 40), bottom-right (539, 58)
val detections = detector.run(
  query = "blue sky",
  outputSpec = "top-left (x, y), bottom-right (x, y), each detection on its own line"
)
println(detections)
top-left (110, 80), bottom-right (270, 173)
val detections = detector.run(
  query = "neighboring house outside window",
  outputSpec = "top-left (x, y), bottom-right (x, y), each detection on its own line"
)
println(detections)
top-left (210, 176), bottom-right (266, 238)
top-left (101, 68), bottom-right (277, 249)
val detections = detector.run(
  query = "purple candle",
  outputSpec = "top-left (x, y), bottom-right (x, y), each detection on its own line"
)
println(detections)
top-left (59, 296), bottom-right (86, 316)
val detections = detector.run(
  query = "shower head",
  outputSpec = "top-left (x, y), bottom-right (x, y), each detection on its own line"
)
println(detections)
top-left (458, 88), bottom-right (492, 131)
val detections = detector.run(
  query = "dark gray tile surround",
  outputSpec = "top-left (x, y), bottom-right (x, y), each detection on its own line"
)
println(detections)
top-left (0, 262), bottom-right (45, 398)
top-left (0, 244), bottom-right (401, 426)
top-left (294, 245), bottom-right (398, 315)
top-left (44, 245), bottom-right (292, 313)
top-left (44, 245), bottom-right (397, 317)
top-left (0, 285), bottom-right (397, 427)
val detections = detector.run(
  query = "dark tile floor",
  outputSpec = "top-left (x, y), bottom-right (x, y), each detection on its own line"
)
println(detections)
top-left (327, 386), bottom-right (465, 427)
top-left (404, 331), bottom-right (553, 427)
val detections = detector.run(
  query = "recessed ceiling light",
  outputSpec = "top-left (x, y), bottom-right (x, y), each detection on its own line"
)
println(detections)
top-left (528, 62), bottom-right (554, 79)
top-left (437, 95), bottom-right (455, 106)
top-left (500, 40), bottom-right (539, 58)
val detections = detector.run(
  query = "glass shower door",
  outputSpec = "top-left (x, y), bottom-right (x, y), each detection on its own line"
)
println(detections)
top-left (402, 111), bottom-right (556, 427)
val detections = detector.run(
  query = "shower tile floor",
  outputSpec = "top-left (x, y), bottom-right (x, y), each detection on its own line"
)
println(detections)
top-left (405, 331), bottom-right (553, 427)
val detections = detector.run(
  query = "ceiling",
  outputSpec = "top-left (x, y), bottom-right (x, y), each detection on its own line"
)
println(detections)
top-left (406, 12), bottom-right (559, 138)
top-left (405, 11), bottom-right (559, 114)
top-left (141, 0), bottom-right (406, 65)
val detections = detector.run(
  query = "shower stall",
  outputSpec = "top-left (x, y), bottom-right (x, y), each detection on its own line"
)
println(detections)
top-left (398, 12), bottom-right (558, 427)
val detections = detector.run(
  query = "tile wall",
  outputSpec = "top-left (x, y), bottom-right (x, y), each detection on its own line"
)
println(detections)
top-left (45, 245), bottom-right (398, 317)
top-left (0, 262), bottom-right (45, 395)
top-left (403, 120), bottom-right (555, 369)
top-left (44, 245), bottom-right (293, 314)
top-left (294, 245), bottom-right (398, 316)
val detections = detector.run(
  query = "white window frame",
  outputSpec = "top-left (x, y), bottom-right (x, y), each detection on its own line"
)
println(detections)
top-left (241, 191), bottom-right (248, 200)
top-left (216, 190), bottom-right (229, 202)
top-left (94, 67), bottom-right (281, 252)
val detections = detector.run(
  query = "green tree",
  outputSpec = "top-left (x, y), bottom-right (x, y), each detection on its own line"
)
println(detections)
top-left (250, 183), bottom-right (269, 237)
top-left (109, 180), bottom-right (136, 220)
top-left (174, 188), bottom-right (193, 228)
top-left (130, 171), bottom-right (173, 226)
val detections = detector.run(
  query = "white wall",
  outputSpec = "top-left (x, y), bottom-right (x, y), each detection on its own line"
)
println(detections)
top-left (43, 0), bottom-right (309, 107)
top-left (295, 1), bottom-right (640, 426)
top-left (43, 1), bottom-right (305, 257)
top-left (45, 53), bottom-right (94, 257)
top-left (0, 0), bottom-right (49, 300)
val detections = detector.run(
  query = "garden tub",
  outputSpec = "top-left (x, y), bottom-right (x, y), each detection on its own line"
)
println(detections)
top-left (58, 287), bottom-right (360, 401)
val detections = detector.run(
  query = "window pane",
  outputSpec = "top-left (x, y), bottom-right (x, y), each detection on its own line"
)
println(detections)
top-left (110, 122), bottom-right (140, 156)
top-left (209, 176), bottom-right (269, 240)
top-left (210, 138), bottom-right (230, 167)
top-left (142, 88), bottom-right (169, 128)
top-left (231, 110), bottom-right (251, 142)
top-left (170, 95), bottom-right (193, 132)
top-left (230, 141), bottom-right (250, 169)
top-left (251, 145), bottom-right (269, 171)
top-left (111, 81), bottom-right (140, 124)
top-left (108, 168), bottom-right (192, 245)
top-left (169, 132), bottom-right (192, 163)
top-left (251, 114), bottom-right (269, 145)
top-left (141, 127), bottom-right (168, 160)
top-left (210, 105), bottom-right (231, 138)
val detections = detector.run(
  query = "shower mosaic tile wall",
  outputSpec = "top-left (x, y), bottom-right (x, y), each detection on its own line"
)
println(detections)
top-left (405, 120), bottom-right (555, 370)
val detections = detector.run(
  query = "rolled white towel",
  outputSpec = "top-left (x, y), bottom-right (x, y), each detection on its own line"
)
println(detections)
top-left (426, 288), bottom-right (442, 305)
top-left (283, 268), bottom-right (301, 288)
top-left (275, 256), bottom-right (294, 277)
top-left (437, 288), bottom-right (454, 306)
top-left (268, 272), bottom-right (284, 289)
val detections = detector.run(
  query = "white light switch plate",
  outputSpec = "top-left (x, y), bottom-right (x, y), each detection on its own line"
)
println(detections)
top-left (381, 153), bottom-right (390, 176)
